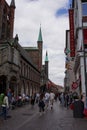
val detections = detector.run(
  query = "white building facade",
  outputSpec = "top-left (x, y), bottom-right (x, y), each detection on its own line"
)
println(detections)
top-left (65, 0), bottom-right (87, 96)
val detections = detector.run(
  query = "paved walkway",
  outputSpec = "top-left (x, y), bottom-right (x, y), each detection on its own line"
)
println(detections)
top-left (0, 101), bottom-right (87, 130)
top-left (0, 103), bottom-right (39, 127)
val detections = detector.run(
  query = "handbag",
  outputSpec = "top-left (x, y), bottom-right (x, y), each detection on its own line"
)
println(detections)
top-left (69, 103), bottom-right (74, 110)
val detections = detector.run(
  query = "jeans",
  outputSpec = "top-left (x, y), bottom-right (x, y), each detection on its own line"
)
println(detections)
top-left (0, 106), bottom-right (7, 120)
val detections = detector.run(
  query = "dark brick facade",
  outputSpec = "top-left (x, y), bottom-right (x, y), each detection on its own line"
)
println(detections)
top-left (0, 0), bottom-right (44, 97)
top-left (0, 0), bottom-right (15, 40)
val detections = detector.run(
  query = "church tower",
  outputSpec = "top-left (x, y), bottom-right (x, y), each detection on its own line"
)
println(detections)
top-left (45, 51), bottom-right (49, 79)
top-left (37, 26), bottom-right (43, 71)
top-left (0, 0), bottom-right (15, 41)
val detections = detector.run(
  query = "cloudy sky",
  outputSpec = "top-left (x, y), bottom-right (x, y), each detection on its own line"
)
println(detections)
top-left (6, 0), bottom-right (71, 87)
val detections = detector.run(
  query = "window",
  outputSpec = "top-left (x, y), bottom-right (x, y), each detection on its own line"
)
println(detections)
top-left (83, 22), bottom-right (87, 26)
top-left (82, 2), bottom-right (87, 16)
top-left (83, 29), bottom-right (87, 44)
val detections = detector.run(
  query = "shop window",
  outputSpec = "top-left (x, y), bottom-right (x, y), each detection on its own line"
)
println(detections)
top-left (82, 2), bottom-right (87, 16)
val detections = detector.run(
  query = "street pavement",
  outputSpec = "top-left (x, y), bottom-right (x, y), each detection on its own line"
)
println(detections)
top-left (0, 101), bottom-right (87, 130)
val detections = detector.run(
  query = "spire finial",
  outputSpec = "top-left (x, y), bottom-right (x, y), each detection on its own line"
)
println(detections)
top-left (37, 25), bottom-right (43, 42)
top-left (45, 51), bottom-right (49, 62)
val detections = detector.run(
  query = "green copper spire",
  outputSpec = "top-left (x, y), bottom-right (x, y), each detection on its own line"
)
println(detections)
top-left (38, 26), bottom-right (43, 42)
top-left (45, 51), bottom-right (49, 62)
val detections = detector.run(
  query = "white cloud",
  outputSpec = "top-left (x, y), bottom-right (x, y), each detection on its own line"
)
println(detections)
top-left (6, 0), bottom-right (69, 86)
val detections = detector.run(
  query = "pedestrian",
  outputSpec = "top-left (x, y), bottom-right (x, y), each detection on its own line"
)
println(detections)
top-left (38, 93), bottom-right (45, 115)
top-left (44, 91), bottom-right (50, 110)
top-left (35, 92), bottom-right (40, 103)
top-left (0, 93), bottom-right (4, 106)
top-left (7, 88), bottom-right (12, 107)
top-left (70, 95), bottom-right (84, 118)
top-left (49, 90), bottom-right (55, 110)
top-left (65, 93), bottom-right (69, 108)
top-left (60, 92), bottom-right (65, 106)
top-left (31, 94), bottom-right (35, 107)
top-left (1, 92), bottom-right (9, 120)
top-left (0, 93), bottom-right (4, 115)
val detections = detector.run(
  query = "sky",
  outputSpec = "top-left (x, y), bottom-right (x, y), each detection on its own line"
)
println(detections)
top-left (6, 0), bottom-right (71, 87)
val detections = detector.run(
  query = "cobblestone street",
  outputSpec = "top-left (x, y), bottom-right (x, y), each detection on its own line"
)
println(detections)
top-left (0, 101), bottom-right (87, 130)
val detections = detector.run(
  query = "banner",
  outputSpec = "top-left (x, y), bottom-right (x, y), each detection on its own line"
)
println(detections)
top-left (69, 9), bottom-right (75, 57)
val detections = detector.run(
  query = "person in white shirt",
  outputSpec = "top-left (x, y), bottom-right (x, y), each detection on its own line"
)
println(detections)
top-left (49, 91), bottom-right (55, 109)
top-left (2, 93), bottom-right (9, 120)
top-left (45, 92), bottom-right (50, 109)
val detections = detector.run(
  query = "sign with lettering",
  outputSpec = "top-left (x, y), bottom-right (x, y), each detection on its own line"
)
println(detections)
top-left (69, 9), bottom-right (75, 57)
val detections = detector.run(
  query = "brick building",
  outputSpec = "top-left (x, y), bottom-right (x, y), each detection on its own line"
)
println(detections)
top-left (0, 0), bottom-right (48, 97)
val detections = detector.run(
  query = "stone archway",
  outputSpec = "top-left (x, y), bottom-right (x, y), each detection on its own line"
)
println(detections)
top-left (0, 75), bottom-right (7, 94)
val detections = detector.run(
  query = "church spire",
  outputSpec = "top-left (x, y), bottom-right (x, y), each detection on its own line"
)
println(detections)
top-left (10, 0), bottom-right (16, 8)
top-left (45, 51), bottom-right (49, 62)
top-left (37, 25), bottom-right (43, 42)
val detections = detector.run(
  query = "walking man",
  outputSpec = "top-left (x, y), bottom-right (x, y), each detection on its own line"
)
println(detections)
top-left (49, 90), bottom-right (55, 110)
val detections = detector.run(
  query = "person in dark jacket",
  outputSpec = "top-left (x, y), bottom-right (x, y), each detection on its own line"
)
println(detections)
top-left (38, 93), bottom-right (45, 115)
top-left (73, 95), bottom-right (84, 118)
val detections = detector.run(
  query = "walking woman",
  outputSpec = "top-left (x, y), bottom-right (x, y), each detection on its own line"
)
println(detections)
top-left (2, 92), bottom-right (9, 120)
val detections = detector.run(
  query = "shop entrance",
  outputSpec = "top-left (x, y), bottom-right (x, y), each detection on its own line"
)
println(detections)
top-left (0, 75), bottom-right (7, 94)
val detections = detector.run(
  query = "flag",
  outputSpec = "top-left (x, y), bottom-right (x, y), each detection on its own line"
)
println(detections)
top-left (64, 48), bottom-right (71, 55)
top-left (65, 57), bottom-right (70, 63)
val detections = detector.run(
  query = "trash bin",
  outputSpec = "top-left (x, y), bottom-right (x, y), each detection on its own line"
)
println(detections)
top-left (73, 98), bottom-right (84, 118)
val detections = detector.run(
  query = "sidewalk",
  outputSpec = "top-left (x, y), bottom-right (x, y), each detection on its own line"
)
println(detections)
top-left (0, 101), bottom-right (87, 130)
top-left (0, 103), bottom-right (39, 129)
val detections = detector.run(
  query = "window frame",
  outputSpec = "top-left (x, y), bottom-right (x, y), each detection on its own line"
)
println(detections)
top-left (82, 2), bottom-right (87, 16)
